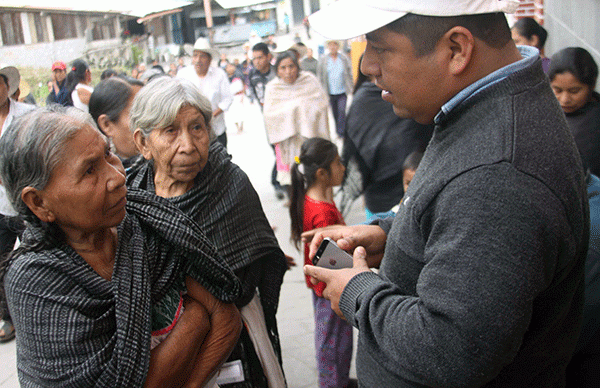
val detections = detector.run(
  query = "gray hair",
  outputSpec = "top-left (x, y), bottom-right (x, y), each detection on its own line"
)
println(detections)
top-left (0, 105), bottom-right (101, 219)
top-left (130, 77), bottom-right (214, 139)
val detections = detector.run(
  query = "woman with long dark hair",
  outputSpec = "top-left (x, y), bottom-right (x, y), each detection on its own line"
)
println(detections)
top-left (89, 77), bottom-right (141, 169)
top-left (65, 59), bottom-right (93, 112)
top-left (549, 47), bottom-right (600, 176)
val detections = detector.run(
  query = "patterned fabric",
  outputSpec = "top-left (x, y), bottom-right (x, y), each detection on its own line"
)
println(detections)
top-left (312, 292), bottom-right (353, 388)
top-left (127, 142), bottom-right (288, 383)
top-left (4, 188), bottom-right (240, 387)
top-left (304, 196), bottom-right (352, 387)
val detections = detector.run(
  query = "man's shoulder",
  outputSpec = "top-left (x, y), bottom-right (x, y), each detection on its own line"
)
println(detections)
top-left (176, 66), bottom-right (196, 79)
top-left (209, 66), bottom-right (229, 81)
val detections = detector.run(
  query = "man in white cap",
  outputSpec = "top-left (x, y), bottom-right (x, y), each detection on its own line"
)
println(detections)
top-left (303, 1), bottom-right (589, 386)
top-left (0, 65), bottom-right (34, 343)
top-left (177, 38), bottom-right (233, 148)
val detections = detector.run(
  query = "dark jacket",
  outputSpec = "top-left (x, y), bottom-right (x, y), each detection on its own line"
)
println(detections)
top-left (341, 56), bottom-right (588, 387)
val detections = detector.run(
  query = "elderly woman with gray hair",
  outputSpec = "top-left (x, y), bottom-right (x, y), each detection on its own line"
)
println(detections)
top-left (128, 77), bottom-right (288, 388)
top-left (0, 105), bottom-right (243, 387)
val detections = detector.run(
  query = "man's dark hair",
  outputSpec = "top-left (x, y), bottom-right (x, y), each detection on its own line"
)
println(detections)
top-left (252, 42), bottom-right (270, 56)
top-left (386, 12), bottom-right (512, 57)
top-left (512, 17), bottom-right (548, 49)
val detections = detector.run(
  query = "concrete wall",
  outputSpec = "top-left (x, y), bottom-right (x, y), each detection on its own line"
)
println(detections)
top-left (0, 37), bottom-right (128, 69)
top-left (0, 38), bottom-right (88, 68)
top-left (544, 0), bottom-right (600, 91)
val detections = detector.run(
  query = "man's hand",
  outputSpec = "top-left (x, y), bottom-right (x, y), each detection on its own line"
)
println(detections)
top-left (304, 246), bottom-right (370, 317)
top-left (301, 224), bottom-right (387, 268)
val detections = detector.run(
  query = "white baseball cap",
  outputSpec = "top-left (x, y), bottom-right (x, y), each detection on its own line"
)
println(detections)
top-left (308, 0), bottom-right (520, 40)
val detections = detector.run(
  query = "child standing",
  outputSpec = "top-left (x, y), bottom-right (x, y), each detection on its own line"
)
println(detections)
top-left (290, 137), bottom-right (352, 388)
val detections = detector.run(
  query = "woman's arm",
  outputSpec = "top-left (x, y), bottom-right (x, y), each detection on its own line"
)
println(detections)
top-left (144, 298), bottom-right (211, 388)
top-left (183, 277), bottom-right (242, 387)
top-left (77, 87), bottom-right (92, 105)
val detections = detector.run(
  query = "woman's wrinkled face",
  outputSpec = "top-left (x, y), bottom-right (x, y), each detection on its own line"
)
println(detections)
top-left (37, 124), bottom-right (127, 234)
top-left (551, 72), bottom-right (593, 114)
top-left (141, 105), bottom-right (210, 186)
top-left (277, 57), bottom-right (299, 84)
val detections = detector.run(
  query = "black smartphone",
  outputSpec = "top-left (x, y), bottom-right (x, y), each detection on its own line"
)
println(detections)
top-left (313, 237), bottom-right (354, 269)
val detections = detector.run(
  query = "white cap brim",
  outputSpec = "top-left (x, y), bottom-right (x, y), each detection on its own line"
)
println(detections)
top-left (308, 0), bottom-right (521, 40)
top-left (309, 1), bottom-right (406, 40)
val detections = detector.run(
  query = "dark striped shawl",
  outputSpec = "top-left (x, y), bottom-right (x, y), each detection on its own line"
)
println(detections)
top-left (127, 142), bottom-right (287, 360)
top-left (5, 188), bottom-right (240, 387)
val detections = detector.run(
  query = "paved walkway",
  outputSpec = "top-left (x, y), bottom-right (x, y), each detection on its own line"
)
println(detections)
top-left (0, 101), bottom-right (365, 387)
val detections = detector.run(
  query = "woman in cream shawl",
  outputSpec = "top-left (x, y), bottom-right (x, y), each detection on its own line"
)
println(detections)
top-left (264, 51), bottom-right (330, 186)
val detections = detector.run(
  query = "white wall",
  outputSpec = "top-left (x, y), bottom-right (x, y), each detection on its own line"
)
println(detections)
top-left (544, 0), bottom-right (600, 91)
top-left (0, 38), bottom-right (88, 68)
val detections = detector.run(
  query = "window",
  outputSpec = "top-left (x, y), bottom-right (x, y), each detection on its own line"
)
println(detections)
top-left (0, 12), bottom-right (24, 45)
top-left (33, 13), bottom-right (46, 43)
top-left (51, 14), bottom-right (78, 40)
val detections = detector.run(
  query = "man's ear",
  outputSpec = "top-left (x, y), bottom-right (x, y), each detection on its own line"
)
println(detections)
top-left (442, 26), bottom-right (475, 76)
top-left (133, 129), bottom-right (153, 160)
top-left (97, 114), bottom-right (114, 137)
top-left (530, 35), bottom-right (540, 49)
top-left (21, 187), bottom-right (55, 223)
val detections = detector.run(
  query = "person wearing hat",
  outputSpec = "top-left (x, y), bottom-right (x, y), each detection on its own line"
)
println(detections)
top-left (177, 38), bottom-right (233, 149)
top-left (317, 40), bottom-right (354, 138)
top-left (10, 78), bottom-right (36, 106)
top-left (302, 1), bottom-right (589, 387)
top-left (47, 61), bottom-right (69, 106)
top-left (0, 64), bottom-right (34, 343)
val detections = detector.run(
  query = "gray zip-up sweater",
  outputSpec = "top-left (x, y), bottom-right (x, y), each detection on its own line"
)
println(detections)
top-left (340, 57), bottom-right (589, 387)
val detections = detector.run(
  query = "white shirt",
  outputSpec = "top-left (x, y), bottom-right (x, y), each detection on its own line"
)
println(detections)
top-left (177, 66), bottom-right (233, 136)
top-left (0, 99), bottom-right (35, 216)
top-left (71, 83), bottom-right (94, 113)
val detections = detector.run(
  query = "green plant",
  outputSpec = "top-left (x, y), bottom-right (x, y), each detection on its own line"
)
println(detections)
top-left (131, 45), bottom-right (143, 66)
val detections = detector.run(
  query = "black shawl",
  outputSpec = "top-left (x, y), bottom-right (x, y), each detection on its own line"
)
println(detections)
top-left (127, 142), bottom-right (287, 360)
top-left (5, 189), bottom-right (240, 387)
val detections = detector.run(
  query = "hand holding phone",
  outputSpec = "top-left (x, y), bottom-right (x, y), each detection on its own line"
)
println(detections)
top-left (313, 238), bottom-right (354, 269)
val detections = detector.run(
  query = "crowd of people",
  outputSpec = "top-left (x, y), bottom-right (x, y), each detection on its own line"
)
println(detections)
top-left (0, 0), bottom-right (600, 386)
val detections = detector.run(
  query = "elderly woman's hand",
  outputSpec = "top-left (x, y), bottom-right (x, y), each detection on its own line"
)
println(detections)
top-left (145, 294), bottom-right (211, 388)
top-left (183, 277), bottom-right (242, 387)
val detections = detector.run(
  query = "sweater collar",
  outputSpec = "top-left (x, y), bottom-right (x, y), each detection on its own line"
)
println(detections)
top-left (434, 46), bottom-right (539, 125)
